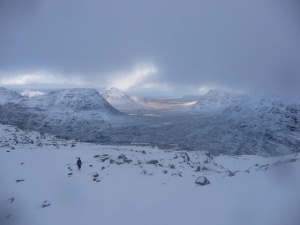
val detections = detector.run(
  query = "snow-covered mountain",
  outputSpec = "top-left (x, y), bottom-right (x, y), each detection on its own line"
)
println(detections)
top-left (1, 123), bottom-right (299, 225)
top-left (192, 89), bottom-right (243, 112)
top-left (102, 87), bottom-right (147, 113)
top-left (32, 88), bottom-right (120, 113)
top-left (0, 87), bottom-right (24, 104)
top-left (102, 92), bottom-right (300, 156)
top-left (0, 88), bottom-right (125, 143)
top-left (215, 94), bottom-right (300, 155)
top-left (20, 89), bottom-right (45, 98)
top-left (0, 87), bottom-right (299, 156)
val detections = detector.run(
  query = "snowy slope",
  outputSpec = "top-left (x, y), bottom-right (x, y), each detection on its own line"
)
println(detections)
top-left (102, 87), bottom-right (147, 113)
top-left (20, 89), bottom-right (45, 98)
top-left (0, 87), bottom-right (24, 104)
top-left (31, 88), bottom-right (119, 113)
top-left (192, 89), bottom-right (243, 112)
top-left (213, 94), bottom-right (300, 155)
top-left (0, 124), bottom-right (300, 225)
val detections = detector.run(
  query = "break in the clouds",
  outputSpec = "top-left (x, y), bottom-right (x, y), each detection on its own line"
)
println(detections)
top-left (0, 0), bottom-right (299, 95)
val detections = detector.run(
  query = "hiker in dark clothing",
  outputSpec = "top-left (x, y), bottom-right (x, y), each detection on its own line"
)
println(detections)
top-left (77, 157), bottom-right (82, 170)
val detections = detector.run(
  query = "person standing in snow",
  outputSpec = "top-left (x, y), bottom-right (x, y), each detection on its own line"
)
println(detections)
top-left (77, 157), bottom-right (82, 170)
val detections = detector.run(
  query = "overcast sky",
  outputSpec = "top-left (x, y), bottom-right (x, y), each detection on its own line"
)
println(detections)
top-left (0, 0), bottom-right (299, 96)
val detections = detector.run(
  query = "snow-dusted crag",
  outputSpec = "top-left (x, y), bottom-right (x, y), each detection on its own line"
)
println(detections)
top-left (102, 87), bottom-right (148, 114)
top-left (31, 88), bottom-right (120, 113)
top-left (0, 88), bottom-right (125, 142)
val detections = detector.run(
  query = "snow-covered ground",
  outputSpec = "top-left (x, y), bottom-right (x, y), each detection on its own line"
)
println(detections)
top-left (1, 124), bottom-right (300, 225)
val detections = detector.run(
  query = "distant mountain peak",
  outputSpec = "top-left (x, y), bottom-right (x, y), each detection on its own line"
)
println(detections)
top-left (102, 87), bottom-right (147, 113)
top-left (20, 89), bottom-right (45, 97)
top-left (33, 88), bottom-right (120, 113)
top-left (103, 87), bottom-right (129, 97)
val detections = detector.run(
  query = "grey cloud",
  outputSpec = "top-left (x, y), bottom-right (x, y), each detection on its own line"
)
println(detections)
top-left (0, 0), bottom-right (299, 94)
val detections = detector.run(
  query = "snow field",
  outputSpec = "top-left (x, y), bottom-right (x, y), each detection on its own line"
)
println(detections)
top-left (1, 141), bottom-right (300, 225)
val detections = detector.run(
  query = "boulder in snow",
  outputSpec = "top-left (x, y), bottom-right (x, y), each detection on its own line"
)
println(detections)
top-left (195, 176), bottom-right (210, 186)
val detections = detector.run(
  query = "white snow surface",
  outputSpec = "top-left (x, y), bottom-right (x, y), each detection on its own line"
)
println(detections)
top-left (1, 124), bottom-right (300, 225)
top-left (20, 89), bottom-right (45, 98)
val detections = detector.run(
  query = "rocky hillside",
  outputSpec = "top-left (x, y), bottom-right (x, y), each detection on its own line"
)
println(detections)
top-left (0, 88), bottom-right (125, 142)
top-left (0, 87), bottom-right (299, 156)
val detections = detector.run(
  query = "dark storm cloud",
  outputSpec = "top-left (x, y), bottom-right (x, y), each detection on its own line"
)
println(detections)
top-left (0, 0), bottom-right (299, 94)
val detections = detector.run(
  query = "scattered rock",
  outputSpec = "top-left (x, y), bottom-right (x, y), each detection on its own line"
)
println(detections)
top-left (195, 166), bottom-right (201, 172)
top-left (20, 162), bottom-right (24, 165)
top-left (93, 173), bottom-right (99, 178)
top-left (42, 200), bottom-right (51, 208)
top-left (141, 150), bottom-right (146, 154)
top-left (93, 178), bottom-right (100, 182)
top-left (16, 179), bottom-right (25, 183)
top-left (195, 176), bottom-right (210, 186)
top-left (228, 171), bottom-right (235, 177)
top-left (163, 170), bottom-right (168, 174)
top-left (146, 160), bottom-right (159, 164)
top-left (259, 164), bottom-right (269, 171)
top-left (181, 152), bottom-right (190, 162)
top-left (94, 155), bottom-right (100, 158)
top-left (7, 198), bottom-right (14, 203)
top-left (68, 173), bottom-right (73, 176)
top-left (117, 154), bottom-right (132, 164)
top-left (169, 164), bottom-right (175, 169)
top-left (89, 165), bottom-right (93, 167)
top-left (100, 157), bottom-right (110, 162)
top-left (172, 172), bottom-right (182, 177)
top-left (118, 154), bottom-right (127, 160)
top-left (202, 166), bottom-right (209, 171)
